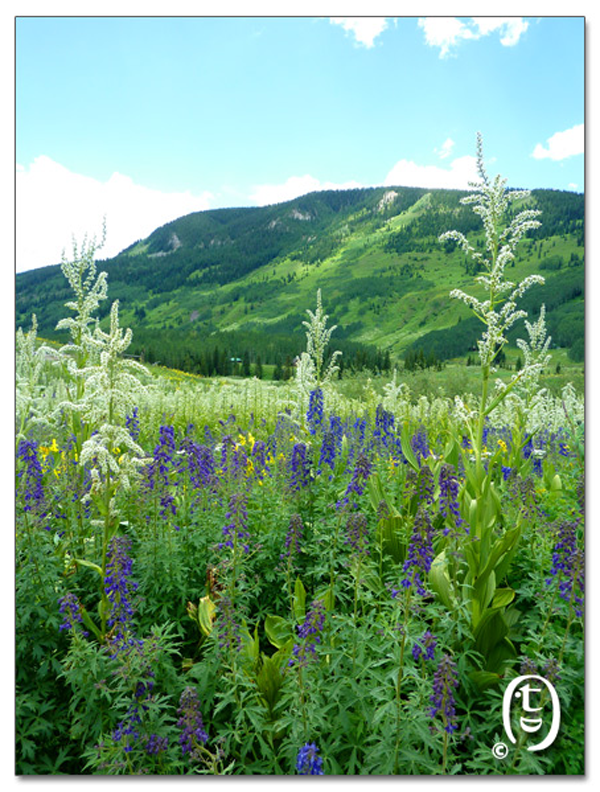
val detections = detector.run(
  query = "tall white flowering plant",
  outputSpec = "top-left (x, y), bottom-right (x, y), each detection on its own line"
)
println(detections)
top-left (440, 133), bottom-right (544, 473)
top-left (432, 134), bottom-right (548, 678)
top-left (15, 314), bottom-right (61, 440)
top-left (298, 289), bottom-right (342, 391)
top-left (53, 226), bottom-right (150, 640)
top-left (294, 289), bottom-right (342, 426)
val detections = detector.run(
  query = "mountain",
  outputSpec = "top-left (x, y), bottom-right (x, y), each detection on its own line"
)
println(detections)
top-left (16, 185), bottom-right (584, 373)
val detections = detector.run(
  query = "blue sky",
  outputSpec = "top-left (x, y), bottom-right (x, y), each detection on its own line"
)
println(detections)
top-left (15, 14), bottom-right (585, 272)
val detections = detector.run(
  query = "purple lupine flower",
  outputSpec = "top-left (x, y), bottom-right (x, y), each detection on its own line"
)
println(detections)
top-left (558, 442), bottom-right (570, 458)
top-left (307, 388), bottom-right (324, 435)
top-left (218, 492), bottom-right (251, 553)
top-left (289, 443), bottom-right (312, 491)
top-left (374, 404), bottom-right (395, 452)
top-left (289, 600), bottom-right (326, 667)
top-left (218, 434), bottom-right (237, 479)
top-left (105, 536), bottom-right (138, 645)
top-left (430, 654), bottom-right (459, 734)
top-left (318, 430), bottom-right (337, 473)
top-left (415, 465), bottom-right (435, 508)
top-left (112, 703), bottom-right (143, 752)
top-left (412, 630), bottom-right (437, 662)
top-left (400, 508), bottom-right (434, 596)
top-left (177, 686), bottom-right (208, 757)
top-left (411, 430), bottom-right (430, 466)
top-left (541, 657), bottom-right (561, 685)
top-left (16, 439), bottom-right (46, 515)
top-left (145, 734), bottom-right (169, 755)
top-left (216, 596), bottom-right (242, 654)
top-left (546, 519), bottom-right (584, 617)
top-left (180, 438), bottom-right (217, 490)
top-left (58, 592), bottom-right (86, 633)
top-left (438, 464), bottom-right (466, 535)
top-left (344, 512), bottom-right (369, 557)
top-left (125, 408), bottom-right (141, 442)
top-left (519, 657), bottom-right (538, 676)
top-left (337, 451), bottom-right (372, 511)
top-left (296, 742), bottom-right (324, 775)
top-left (281, 513), bottom-right (304, 561)
top-left (501, 465), bottom-right (513, 481)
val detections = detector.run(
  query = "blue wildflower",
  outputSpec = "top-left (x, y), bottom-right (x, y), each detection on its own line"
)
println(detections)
top-left (105, 536), bottom-right (138, 646)
top-left (177, 686), bottom-right (208, 757)
top-left (289, 600), bottom-right (326, 667)
top-left (438, 464), bottom-right (466, 534)
top-left (411, 430), bottom-right (430, 466)
top-left (218, 492), bottom-right (251, 553)
top-left (17, 439), bottom-right (45, 515)
top-left (412, 629), bottom-right (437, 662)
top-left (289, 443), bottom-right (312, 491)
top-left (546, 519), bottom-right (584, 617)
top-left (296, 742), bottom-right (324, 775)
top-left (58, 592), bottom-right (86, 634)
top-left (125, 408), bottom-right (141, 442)
top-left (430, 654), bottom-right (459, 734)
top-left (400, 508), bottom-right (434, 596)
top-left (281, 513), bottom-right (304, 562)
top-left (344, 512), bottom-right (369, 557)
top-left (307, 388), bottom-right (324, 435)
top-left (145, 733), bottom-right (168, 756)
top-left (337, 451), bottom-right (372, 510)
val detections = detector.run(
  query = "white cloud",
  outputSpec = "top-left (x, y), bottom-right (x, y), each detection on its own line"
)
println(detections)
top-left (419, 17), bottom-right (528, 58)
top-left (471, 17), bottom-right (529, 46)
top-left (418, 18), bottom-right (475, 58)
top-left (436, 138), bottom-right (455, 160)
top-left (329, 17), bottom-right (389, 48)
top-left (532, 124), bottom-right (584, 161)
top-left (384, 155), bottom-right (478, 190)
top-left (16, 156), bottom-right (214, 272)
top-left (250, 174), bottom-right (363, 206)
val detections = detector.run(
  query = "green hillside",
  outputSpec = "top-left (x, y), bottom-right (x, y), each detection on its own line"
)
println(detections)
top-left (16, 185), bottom-right (584, 373)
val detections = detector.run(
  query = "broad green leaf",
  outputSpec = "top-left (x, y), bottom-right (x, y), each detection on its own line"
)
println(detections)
top-left (264, 615), bottom-right (293, 649)
top-left (429, 550), bottom-right (455, 609)
top-left (400, 423), bottom-right (420, 471)
top-left (197, 595), bottom-right (216, 637)
top-left (491, 587), bottom-right (515, 610)
top-left (73, 557), bottom-right (103, 577)
top-left (469, 670), bottom-right (502, 691)
top-left (293, 577), bottom-right (306, 622)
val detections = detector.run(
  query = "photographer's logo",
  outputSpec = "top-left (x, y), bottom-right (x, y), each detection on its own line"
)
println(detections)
top-left (502, 675), bottom-right (561, 752)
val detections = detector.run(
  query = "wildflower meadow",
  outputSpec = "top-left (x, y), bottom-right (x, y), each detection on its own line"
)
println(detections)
top-left (15, 139), bottom-right (584, 775)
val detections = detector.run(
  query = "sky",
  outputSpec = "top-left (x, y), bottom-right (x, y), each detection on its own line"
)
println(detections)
top-left (15, 12), bottom-right (585, 273)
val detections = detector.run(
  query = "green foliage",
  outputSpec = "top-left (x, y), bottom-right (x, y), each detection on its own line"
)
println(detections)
top-left (16, 185), bottom-right (584, 374)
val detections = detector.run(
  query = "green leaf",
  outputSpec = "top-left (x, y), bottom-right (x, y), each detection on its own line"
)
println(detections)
top-left (79, 604), bottom-right (101, 640)
top-left (73, 557), bottom-right (103, 577)
top-left (469, 670), bottom-right (502, 691)
top-left (378, 515), bottom-right (406, 564)
top-left (197, 595), bottom-right (216, 636)
top-left (293, 577), bottom-right (306, 622)
top-left (256, 654), bottom-right (285, 714)
top-left (400, 423), bottom-right (420, 471)
top-left (429, 549), bottom-right (455, 609)
top-left (443, 437), bottom-right (460, 471)
top-left (264, 615), bottom-right (293, 649)
top-left (472, 570), bottom-right (496, 627)
top-left (491, 587), bottom-right (515, 609)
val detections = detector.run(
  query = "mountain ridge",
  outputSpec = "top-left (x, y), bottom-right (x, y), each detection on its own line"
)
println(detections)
top-left (16, 184), bottom-right (584, 373)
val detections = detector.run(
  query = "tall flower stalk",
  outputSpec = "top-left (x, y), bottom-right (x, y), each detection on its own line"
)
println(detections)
top-left (440, 133), bottom-right (544, 479)
top-left (435, 134), bottom-right (546, 676)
